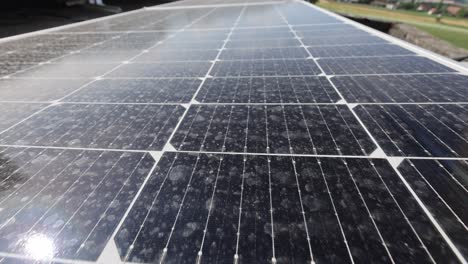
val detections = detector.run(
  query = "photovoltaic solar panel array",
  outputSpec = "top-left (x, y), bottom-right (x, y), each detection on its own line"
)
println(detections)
top-left (0, 0), bottom-right (466, 263)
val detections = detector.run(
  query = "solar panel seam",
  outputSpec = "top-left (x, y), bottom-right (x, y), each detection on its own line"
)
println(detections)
top-left (159, 6), bottom-right (247, 153)
top-left (2, 71), bottom-right (460, 81)
top-left (0, 143), bottom-right (467, 162)
top-left (0, 144), bottom-right (463, 160)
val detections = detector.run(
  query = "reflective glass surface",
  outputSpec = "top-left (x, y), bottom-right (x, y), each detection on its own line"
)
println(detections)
top-left (0, 0), bottom-right (466, 263)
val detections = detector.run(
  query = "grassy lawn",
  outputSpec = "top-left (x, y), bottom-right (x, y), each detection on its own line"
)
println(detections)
top-left (416, 24), bottom-right (468, 49)
top-left (317, 0), bottom-right (468, 49)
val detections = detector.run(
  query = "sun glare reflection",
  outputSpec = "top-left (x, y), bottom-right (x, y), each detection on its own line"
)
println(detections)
top-left (24, 234), bottom-right (55, 259)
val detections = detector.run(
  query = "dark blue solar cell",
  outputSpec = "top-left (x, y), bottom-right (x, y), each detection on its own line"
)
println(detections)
top-left (0, 148), bottom-right (154, 261)
top-left (0, 104), bottom-right (185, 150)
top-left (0, 63), bottom-right (36, 77)
top-left (317, 56), bottom-right (456, 75)
top-left (65, 78), bottom-right (202, 103)
top-left (355, 104), bottom-right (468, 157)
top-left (397, 159), bottom-right (468, 259)
top-left (170, 105), bottom-right (376, 155)
top-left (196, 76), bottom-right (339, 103)
top-left (0, 78), bottom-right (91, 101)
top-left (302, 35), bottom-right (387, 46)
top-left (309, 44), bottom-right (414, 58)
top-left (226, 38), bottom-right (301, 49)
top-left (220, 47), bottom-right (308, 60)
top-left (134, 49), bottom-right (219, 62)
top-left (331, 74), bottom-right (468, 103)
top-left (107, 62), bottom-right (212, 78)
top-left (211, 59), bottom-right (322, 77)
top-left (113, 153), bottom-right (456, 263)
top-left (15, 63), bottom-right (119, 78)
top-left (0, 103), bottom-right (48, 132)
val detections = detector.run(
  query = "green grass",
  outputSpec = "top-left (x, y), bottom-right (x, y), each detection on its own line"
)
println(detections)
top-left (317, 1), bottom-right (468, 50)
top-left (416, 25), bottom-right (468, 49)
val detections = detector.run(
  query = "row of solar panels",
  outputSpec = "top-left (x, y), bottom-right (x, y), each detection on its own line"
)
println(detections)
top-left (0, 1), bottom-right (466, 264)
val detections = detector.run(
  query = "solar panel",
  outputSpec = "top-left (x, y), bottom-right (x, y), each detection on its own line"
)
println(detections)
top-left (0, 104), bottom-right (185, 150)
top-left (211, 59), bottom-right (323, 77)
top-left (65, 79), bottom-right (202, 103)
top-left (0, 103), bottom-right (48, 131)
top-left (317, 56), bottom-right (457, 75)
top-left (14, 63), bottom-right (120, 78)
top-left (355, 104), bottom-right (467, 157)
top-left (331, 74), bottom-right (468, 103)
top-left (397, 158), bottom-right (468, 258)
top-left (0, 79), bottom-right (90, 101)
top-left (0, 0), bottom-right (466, 263)
top-left (170, 105), bottom-right (375, 155)
top-left (220, 47), bottom-right (309, 60)
top-left (0, 148), bottom-right (154, 260)
top-left (308, 43), bottom-right (415, 58)
top-left (226, 38), bottom-right (301, 48)
top-left (302, 35), bottom-right (388, 46)
top-left (196, 76), bottom-right (339, 103)
top-left (107, 62), bottom-right (213, 78)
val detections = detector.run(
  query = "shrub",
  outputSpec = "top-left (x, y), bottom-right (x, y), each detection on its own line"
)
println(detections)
top-left (456, 9), bottom-right (466, 18)
top-left (398, 2), bottom-right (415, 10)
